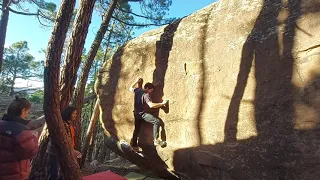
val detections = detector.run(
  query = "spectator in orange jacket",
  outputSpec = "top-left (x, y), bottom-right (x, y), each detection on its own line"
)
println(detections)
top-left (46, 106), bottom-right (81, 180)
top-left (0, 96), bottom-right (39, 180)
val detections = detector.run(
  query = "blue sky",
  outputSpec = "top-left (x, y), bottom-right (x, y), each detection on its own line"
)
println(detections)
top-left (6, 0), bottom-right (215, 61)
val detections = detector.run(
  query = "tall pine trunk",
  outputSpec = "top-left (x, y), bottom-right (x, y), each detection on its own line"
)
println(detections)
top-left (0, 0), bottom-right (9, 72)
top-left (80, 99), bottom-right (100, 167)
top-left (60, 0), bottom-right (97, 111)
top-left (42, 0), bottom-right (79, 179)
top-left (87, 122), bottom-right (98, 162)
top-left (72, 0), bottom-right (118, 150)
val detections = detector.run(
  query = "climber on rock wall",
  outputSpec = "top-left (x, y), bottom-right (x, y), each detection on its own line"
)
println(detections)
top-left (129, 78), bottom-right (168, 151)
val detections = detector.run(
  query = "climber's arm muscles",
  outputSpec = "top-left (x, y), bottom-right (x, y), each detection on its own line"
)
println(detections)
top-left (129, 85), bottom-right (135, 92)
top-left (129, 78), bottom-right (143, 92)
top-left (147, 101), bottom-right (165, 109)
top-left (129, 81), bottom-right (138, 92)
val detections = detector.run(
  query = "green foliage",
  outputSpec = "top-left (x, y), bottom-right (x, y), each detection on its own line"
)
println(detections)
top-left (96, 3), bottom-right (135, 50)
top-left (91, 0), bottom-right (175, 77)
top-left (41, 1), bottom-right (57, 12)
top-left (3, 41), bottom-right (37, 77)
top-left (139, 0), bottom-right (172, 22)
top-left (10, 0), bottom-right (57, 26)
top-left (81, 47), bottom-right (104, 90)
top-left (0, 41), bottom-right (41, 94)
top-left (127, 0), bottom-right (175, 26)
top-left (28, 90), bottom-right (44, 104)
top-left (28, 0), bottom-right (57, 13)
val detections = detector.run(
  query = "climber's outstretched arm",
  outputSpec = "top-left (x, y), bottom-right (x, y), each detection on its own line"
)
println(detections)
top-left (147, 100), bottom-right (168, 109)
top-left (129, 78), bottom-right (143, 92)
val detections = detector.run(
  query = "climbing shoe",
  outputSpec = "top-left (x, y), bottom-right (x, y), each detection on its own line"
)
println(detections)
top-left (132, 146), bottom-right (139, 152)
top-left (154, 139), bottom-right (167, 148)
top-left (130, 141), bottom-right (139, 152)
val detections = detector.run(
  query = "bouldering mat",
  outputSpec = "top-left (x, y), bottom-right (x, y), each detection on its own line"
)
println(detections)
top-left (82, 170), bottom-right (127, 180)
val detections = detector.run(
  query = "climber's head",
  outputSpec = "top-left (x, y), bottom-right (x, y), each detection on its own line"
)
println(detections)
top-left (144, 82), bottom-right (155, 94)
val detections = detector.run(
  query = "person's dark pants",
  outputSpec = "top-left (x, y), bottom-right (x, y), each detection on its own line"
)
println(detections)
top-left (47, 153), bottom-right (61, 180)
top-left (131, 112), bottom-right (160, 147)
top-left (131, 113), bottom-right (142, 147)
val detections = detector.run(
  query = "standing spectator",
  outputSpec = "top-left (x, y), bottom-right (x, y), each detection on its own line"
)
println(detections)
top-left (0, 96), bottom-right (39, 180)
top-left (46, 106), bottom-right (81, 180)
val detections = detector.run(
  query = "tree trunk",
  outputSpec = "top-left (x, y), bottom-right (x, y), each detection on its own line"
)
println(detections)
top-left (42, 0), bottom-right (79, 179)
top-left (9, 72), bottom-right (16, 96)
top-left (99, 137), bottom-right (110, 163)
top-left (87, 104), bottom-right (99, 162)
top-left (60, 0), bottom-right (97, 110)
top-left (71, 0), bottom-right (118, 151)
top-left (103, 24), bottom-right (114, 62)
top-left (0, 0), bottom-right (9, 72)
top-left (80, 99), bottom-right (99, 167)
top-left (94, 125), bottom-right (103, 160)
top-left (87, 121), bottom-right (98, 162)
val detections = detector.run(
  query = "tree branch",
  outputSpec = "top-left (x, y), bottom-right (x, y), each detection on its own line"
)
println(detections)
top-left (112, 15), bottom-right (169, 27)
top-left (29, 0), bottom-right (48, 10)
top-left (7, 7), bottom-right (39, 16)
top-left (103, 0), bottom-right (143, 6)
top-left (113, 10), bottom-right (133, 36)
top-left (38, 10), bottom-right (55, 21)
top-left (37, 13), bottom-right (53, 27)
top-left (0, 3), bottom-right (54, 22)
top-left (101, 0), bottom-right (160, 22)
top-left (29, 0), bottom-right (42, 7)
top-left (5, 0), bottom-right (13, 10)
top-left (116, 5), bottom-right (160, 21)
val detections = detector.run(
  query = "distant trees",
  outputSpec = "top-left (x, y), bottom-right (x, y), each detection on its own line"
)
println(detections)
top-left (0, 41), bottom-right (40, 95)
top-left (0, 0), bottom-right (56, 72)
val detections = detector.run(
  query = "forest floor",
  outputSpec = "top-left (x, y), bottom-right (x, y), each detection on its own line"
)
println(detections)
top-left (81, 159), bottom-right (153, 177)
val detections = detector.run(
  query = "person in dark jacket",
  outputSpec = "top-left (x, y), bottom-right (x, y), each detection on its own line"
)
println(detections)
top-left (46, 106), bottom-right (82, 180)
top-left (0, 96), bottom-right (39, 180)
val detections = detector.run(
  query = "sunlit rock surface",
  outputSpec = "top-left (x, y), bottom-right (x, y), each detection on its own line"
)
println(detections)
top-left (95, 0), bottom-right (320, 179)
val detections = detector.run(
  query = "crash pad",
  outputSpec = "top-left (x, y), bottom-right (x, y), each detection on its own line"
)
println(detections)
top-left (82, 170), bottom-right (126, 180)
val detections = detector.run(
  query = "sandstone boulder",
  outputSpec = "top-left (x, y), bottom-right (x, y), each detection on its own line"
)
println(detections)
top-left (95, 0), bottom-right (320, 179)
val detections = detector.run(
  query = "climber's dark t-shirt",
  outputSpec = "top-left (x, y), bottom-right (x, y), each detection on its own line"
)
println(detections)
top-left (134, 88), bottom-right (152, 114)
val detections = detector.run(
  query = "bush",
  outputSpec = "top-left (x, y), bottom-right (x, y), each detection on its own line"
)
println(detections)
top-left (28, 90), bottom-right (44, 104)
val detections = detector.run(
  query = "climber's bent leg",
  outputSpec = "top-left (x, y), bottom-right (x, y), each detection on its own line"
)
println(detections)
top-left (141, 112), bottom-right (160, 139)
top-left (141, 112), bottom-right (166, 146)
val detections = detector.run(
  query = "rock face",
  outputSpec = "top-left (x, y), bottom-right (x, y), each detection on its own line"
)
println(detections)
top-left (95, 0), bottom-right (320, 179)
